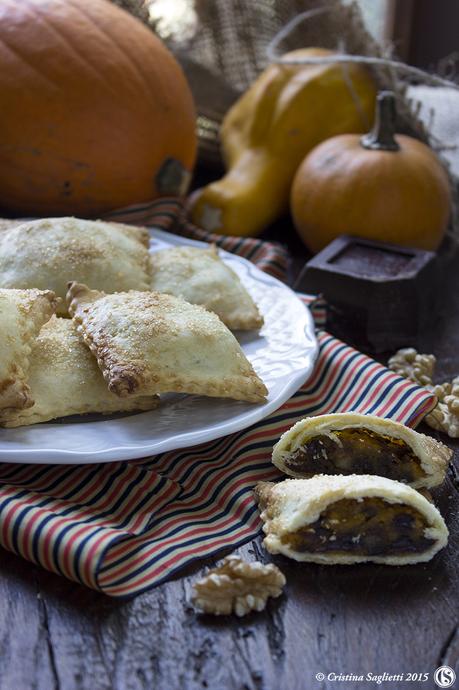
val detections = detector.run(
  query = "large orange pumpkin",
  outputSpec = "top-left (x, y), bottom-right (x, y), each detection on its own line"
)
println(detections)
top-left (0, 0), bottom-right (196, 217)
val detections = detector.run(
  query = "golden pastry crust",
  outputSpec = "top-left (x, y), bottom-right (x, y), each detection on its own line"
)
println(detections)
top-left (67, 282), bottom-right (267, 403)
top-left (0, 218), bottom-right (23, 233)
top-left (272, 412), bottom-right (451, 489)
top-left (255, 475), bottom-right (449, 565)
top-left (150, 245), bottom-right (263, 330)
top-left (0, 316), bottom-right (158, 427)
top-left (0, 288), bottom-right (57, 414)
top-left (0, 217), bottom-right (151, 315)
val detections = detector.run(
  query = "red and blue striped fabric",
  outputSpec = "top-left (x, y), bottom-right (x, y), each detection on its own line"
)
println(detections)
top-left (0, 200), bottom-right (437, 597)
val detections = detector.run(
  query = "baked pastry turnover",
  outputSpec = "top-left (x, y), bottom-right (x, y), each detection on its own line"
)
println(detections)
top-left (67, 283), bottom-right (268, 403)
top-left (150, 245), bottom-right (263, 330)
top-left (0, 317), bottom-right (158, 427)
top-left (0, 288), bottom-right (57, 414)
top-left (272, 413), bottom-right (451, 489)
top-left (255, 476), bottom-right (449, 565)
top-left (0, 217), bottom-right (151, 315)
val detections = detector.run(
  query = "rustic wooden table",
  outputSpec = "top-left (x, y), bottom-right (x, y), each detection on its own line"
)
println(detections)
top-left (1, 233), bottom-right (458, 690)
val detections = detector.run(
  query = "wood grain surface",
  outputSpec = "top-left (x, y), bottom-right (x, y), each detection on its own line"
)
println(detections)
top-left (1, 247), bottom-right (458, 690)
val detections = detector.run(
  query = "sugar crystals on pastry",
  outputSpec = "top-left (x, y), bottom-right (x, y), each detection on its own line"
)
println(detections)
top-left (0, 316), bottom-right (158, 427)
top-left (0, 288), bottom-right (57, 413)
top-left (67, 282), bottom-right (268, 403)
top-left (0, 217), bottom-right (151, 315)
top-left (0, 218), bottom-right (22, 233)
top-left (150, 245), bottom-right (263, 330)
top-left (255, 475), bottom-right (449, 565)
top-left (272, 412), bottom-right (451, 489)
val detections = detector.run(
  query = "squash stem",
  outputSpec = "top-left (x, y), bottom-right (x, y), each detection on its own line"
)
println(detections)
top-left (360, 91), bottom-right (400, 152)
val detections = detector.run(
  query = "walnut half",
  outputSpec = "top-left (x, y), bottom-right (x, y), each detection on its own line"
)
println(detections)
top-left (388, 348), bottom-right (436, 386)
top-left (388, 348), bottom-right (459, 438)
top-left (425, 377), bottom-right (459, 438)
top-left (191, 555), bottom-right (286, 617)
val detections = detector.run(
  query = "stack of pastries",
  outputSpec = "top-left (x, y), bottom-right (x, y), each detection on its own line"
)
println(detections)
top-left (0, 217), bottom-right (267, 428)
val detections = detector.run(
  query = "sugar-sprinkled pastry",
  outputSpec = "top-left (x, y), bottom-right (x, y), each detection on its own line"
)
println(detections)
top-left (67, 283), bottom-right (267, 403)
top-left (0, 316), bottom-right (158, 427)
top-left (272, 413), bottom-right (451, 489)
top-left (0, 217), bottom-right (151, 315)
top-left (0, 288), bottom-right (57, 414)
top-left (150, 245), bottom-right (263, 330)
top-left (255, 475), bottom-right (449, 565)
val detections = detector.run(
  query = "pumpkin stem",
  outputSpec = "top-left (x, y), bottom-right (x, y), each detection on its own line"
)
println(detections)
top-left (361, 91), bottom-right (400, 152)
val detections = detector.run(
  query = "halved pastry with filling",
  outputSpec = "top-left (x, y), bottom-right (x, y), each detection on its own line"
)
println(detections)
top-left (0, 217), bottom-right (151, 315)
top-left (255, 475), bottom-right (449, 565)
top-left (272, 413), bottom-right (451, 489)
top-left (150, 245), bottom-right (263, 330)
top-left (67, 283), bottom-right (267, 403)
top-left (0, 288), bottom-right (57, 414)
top-left (0, 316), bottom-right (158, 427)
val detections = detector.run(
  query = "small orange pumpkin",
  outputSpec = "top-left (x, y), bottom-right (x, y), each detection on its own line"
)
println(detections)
top-left (0, 0), bottom-right (196, 217)
top-left (291, 91), bottom-right (451, 253)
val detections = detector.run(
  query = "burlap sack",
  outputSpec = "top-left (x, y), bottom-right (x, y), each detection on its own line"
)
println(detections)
top-left (115, 1), bottom-right (436, 160)
top-left (114, 0), bottom-right (458, 229)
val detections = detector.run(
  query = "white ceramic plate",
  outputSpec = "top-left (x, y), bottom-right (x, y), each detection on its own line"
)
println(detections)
top-left (0, 229), bottom-right (318, 464)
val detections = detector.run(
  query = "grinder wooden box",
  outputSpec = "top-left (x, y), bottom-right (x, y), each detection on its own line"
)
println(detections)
top-left (295, 235), bottom-right (438, 352)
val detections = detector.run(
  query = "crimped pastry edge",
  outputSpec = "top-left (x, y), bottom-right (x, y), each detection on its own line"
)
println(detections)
top-left (0, 288), bottom-right (58, 414)
top-left (0, 377), bottom-right (33, 416)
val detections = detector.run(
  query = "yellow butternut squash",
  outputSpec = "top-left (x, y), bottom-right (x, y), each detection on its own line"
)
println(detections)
top-left (190, 48), bottom-right (377, 237)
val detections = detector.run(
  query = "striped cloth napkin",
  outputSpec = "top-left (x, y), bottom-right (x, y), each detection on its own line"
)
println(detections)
top-left (0, 200), bottom-right (437, 597)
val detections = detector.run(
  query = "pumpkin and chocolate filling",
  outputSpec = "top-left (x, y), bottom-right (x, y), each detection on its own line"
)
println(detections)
top-left (284, 429), bottom-right (424, 483)
top-left (282, 497), bottom-right (433, 557)
top-left (272, 412), bottom-right (451, 489)
top-left (255, 475), bottom-right (449, 565)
